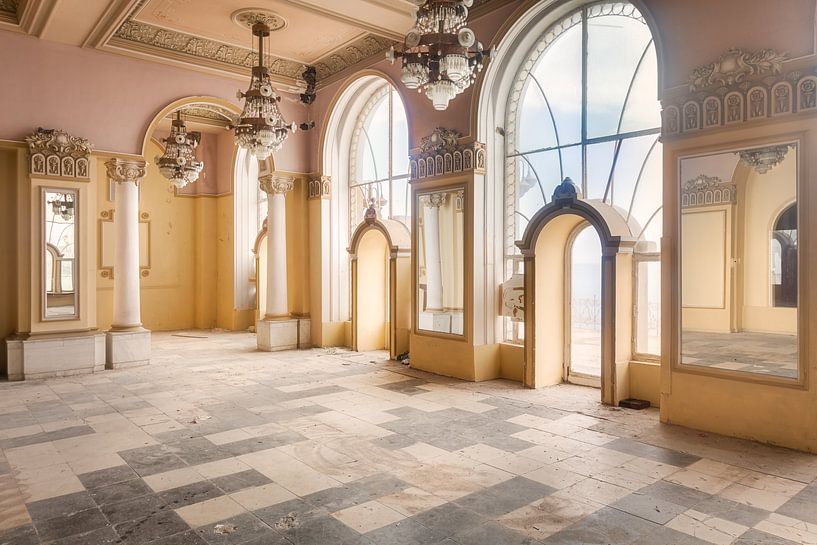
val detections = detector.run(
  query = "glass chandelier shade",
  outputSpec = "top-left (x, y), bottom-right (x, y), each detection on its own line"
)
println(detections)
top-left (155, 112), bottom-right (204, 189)
top-left (232, 22), bottom-right (297, 160)
top-left (388, 0), bottom-right (492, 111)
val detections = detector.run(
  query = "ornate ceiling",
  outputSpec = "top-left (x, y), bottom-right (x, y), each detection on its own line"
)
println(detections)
top-left (0, 0), bottom-right (507, 92)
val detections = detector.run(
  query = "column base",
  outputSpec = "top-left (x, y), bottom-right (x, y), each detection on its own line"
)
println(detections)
top-left (106, 328), bottom-right (151, 370)
top-left (257, 318), bottom-right (311, 352)
top-left (4, 331), bottom-right (106, 380)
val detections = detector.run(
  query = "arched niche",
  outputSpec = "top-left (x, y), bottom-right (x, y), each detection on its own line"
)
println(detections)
top-left (516, 181), bottom-right (637, 405)
top-left (348, 212), bottom-right (411, 359)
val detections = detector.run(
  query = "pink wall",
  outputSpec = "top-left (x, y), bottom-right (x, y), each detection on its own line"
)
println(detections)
top-left (0, 31), bottom-right (310, 173)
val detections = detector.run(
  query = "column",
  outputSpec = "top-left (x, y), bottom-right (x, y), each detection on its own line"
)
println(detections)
top-left (257, 174), bottom-right (309, 351)
top-left (261, 175), bottom-right (293, 319)
top-left (105, 158), bottom-right (151, 369)
top-left (421, 193), bottom-right (446, 311)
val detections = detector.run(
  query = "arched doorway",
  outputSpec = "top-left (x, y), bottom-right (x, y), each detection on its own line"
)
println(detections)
top-left (517, 181), bottom-right (637, 404)
top-left (566, 223), bottom-right (603, 385)
top-left (348, 210), bottom-right (411, 359)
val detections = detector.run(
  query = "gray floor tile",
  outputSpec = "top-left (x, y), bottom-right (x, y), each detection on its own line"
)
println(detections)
top-left (776, 483), bottom-right (817, 525)
top-left (78, 465), bottom-right (140, 490)
top-left (0, 524), bottom-right (39, 545)
top-left (411, 503), bottom-right (486, 537)
top-left (363, 519), bottom-right (447, 545)
top-left (605, 438), bottom-right (700, 467)
top-left (691, 495), bottom-right (769, 526)
top-left (50, 526), bottom-right (120, 545)
top-left (636, 480), bottom-right (711, 507)
top-left (454, 521), bottom-right (541, 545)
top-left (733, 529), bottom-right (800, 545)
top-left (160, 480), bottom-right (224, 509)
top-left (610, 491), bottom-right (687, 524)
top-left (26, 491), bottom-right (97, 523)
top-left (114, 510), bottom-right (190, 545)
top-left (90, 478), bottom-right (153, 506)
top-left (210, 469), bottom-right (272, 494)
top-left (119, 445), bottom-right (188, 477)
top-left (34, 507), bottom-right (110, 542)
top-left (100, 493), bottom-right (170, 525)
top-left (455, 477), bottom-right (555, 517)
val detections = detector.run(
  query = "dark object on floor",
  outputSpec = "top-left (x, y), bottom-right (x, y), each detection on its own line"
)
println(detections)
top-left (619, 398), bottom-right (651, 410)
top-left (396, 352), bottom-right (410, 365)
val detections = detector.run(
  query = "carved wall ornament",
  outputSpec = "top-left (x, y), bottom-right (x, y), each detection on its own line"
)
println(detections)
top-left (688, 48), bottom-right (788, 92)
top-left (27, 128), bottom-right (93, 179)
top-left (738, 144), bottom-right (794, 175)
top-left (260, 174), bottom-right (295, 194)
top-left (663, 51), bottom-right (817, 136)
top-left (681, 175), bottom-right (737, 209)
top-left (363, 201), bottom-right (378, 223)
top-left (420, 192), bottom-right (448, 208)
top-left (410, 129), bottom-right (485, 180)
top-left (105, 158), bottom-right (146, 184)
top-left (230, 8), bottom-right (287, 31)
top-left (308, 176), bottom-right (331, 200)
top-left (420, 127), bottom-right (463, 153)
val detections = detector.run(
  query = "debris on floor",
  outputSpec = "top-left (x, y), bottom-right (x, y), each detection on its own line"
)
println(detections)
top-left (214, 524), bottom-right (237, 535)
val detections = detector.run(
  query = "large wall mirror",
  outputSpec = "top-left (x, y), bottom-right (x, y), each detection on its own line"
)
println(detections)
top-left (416, 187), bottom-right (465, 336)
top-left (679, 142), bottom-right (798, 380)
top-left (43, 188), bottom-right (78, 320)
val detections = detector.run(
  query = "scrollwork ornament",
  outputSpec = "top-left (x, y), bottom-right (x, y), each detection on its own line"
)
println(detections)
top-left (420, 127), bottom-right (463, 153)
top-left (105, 158), bottom-right (147, 184)
top-left (688, 48), bottom-right (789, 92)
top-left (259, 174), bottom-right (294, 194)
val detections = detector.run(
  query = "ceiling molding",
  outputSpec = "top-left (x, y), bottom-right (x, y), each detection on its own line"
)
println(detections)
top-left (18, 0), bottom-right (58, 37)
top-left (313, 34), bottom-right (395, 82)
top-left (83, 0), bottom-right (141, 48)
top-left (283, 0), bottom-right (407, 41)
top-left (470, 0), bottom-right (519, 19)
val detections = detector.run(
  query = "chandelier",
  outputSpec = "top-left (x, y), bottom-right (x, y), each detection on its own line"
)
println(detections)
top-left (388, 0), bottom-right (492, 110)
top-left (155, 111), bottom-right (204, 189)
top-left (49, 193), bottom-right (74, 220)
top-left (232, 21), bottom-right (299, 160)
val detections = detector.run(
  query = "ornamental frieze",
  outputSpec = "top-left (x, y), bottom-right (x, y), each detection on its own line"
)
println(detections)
top-left (663, 48), bottom-right (817, 137)
top-left (410, 128), bottom-right (486, 180)
top-left (26, 128), bottom-right (92, 179)
top-left (681, 175), bottom-right (736, 209)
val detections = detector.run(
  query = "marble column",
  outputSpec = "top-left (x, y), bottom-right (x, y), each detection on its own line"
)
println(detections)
top-left (261, 175), bottom-right (293, 319)
top-left (105, 158), bottom-right (151, 368)
top-left (421, 193), bottom-right (446, 311)
top-left (256, 174), bottom-right (310, 350)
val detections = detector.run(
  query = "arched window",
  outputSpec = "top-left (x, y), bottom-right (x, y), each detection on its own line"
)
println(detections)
top-left (349, 83), bottom-right (410, 235)
top-left (772, 203), bottom-right (797, 308)
top-left (503, 1), bottom-right (662, 349)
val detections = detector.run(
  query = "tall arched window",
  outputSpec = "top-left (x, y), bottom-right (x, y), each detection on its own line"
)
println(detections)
top-left (349, 84), bottom-right (410, 235)
top-left (772, 203), bottom-right (797, 308)
top-left (504, 1), bottom-right (662, 351)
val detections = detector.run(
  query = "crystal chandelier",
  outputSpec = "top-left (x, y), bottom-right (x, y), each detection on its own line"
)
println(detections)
top-left (49, 193), bottom-right (74, 220)
top-left (155, 111), bottom-right (204, 189)
top-left (232, 21), bottom-right (298, 160)
top-left (388, 0), bottom-right (492, 110)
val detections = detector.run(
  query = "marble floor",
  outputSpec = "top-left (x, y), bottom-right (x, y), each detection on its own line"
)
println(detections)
top-left (682, 331), bottom-right (799, 378)
top-left (2, 331), bottom-right (817, 545)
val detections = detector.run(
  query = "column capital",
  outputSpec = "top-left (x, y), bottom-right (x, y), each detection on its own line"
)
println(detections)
top-left (308, 176), bottom-right (331, 199)
top-left (260, 174), bottom-right (295, 195)
top-left (420, 192), bottom-right (447, 208)
top-left (105, 158), bottom-right (147, 184)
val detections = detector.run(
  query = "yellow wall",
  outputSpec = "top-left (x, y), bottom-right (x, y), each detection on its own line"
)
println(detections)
top-left (0, 147), bottom-right (20, 374)
top-left (356, 230), bottom-right (388, 351)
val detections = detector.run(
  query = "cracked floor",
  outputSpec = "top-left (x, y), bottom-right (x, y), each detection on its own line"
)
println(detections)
top-left (1, 331), bottom-right (817, 545)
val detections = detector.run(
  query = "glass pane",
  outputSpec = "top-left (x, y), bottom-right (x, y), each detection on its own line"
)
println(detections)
top-left (356, 94), bottom-right (389, 184)
top-left (570, 225), bottom-right (602, 377)
top-left (44, 190), bottom-right (77, 319)
top-left (636, 260), bottom-right (661, 355)
top-left (611, 134), bottom-right (659, 215)
top-left (417, 188), bottom-right (465, 336)
top-left (628, 142), bottom-right (663, 244)
top-left (585, 141), bottom-right (616, 200)
top-left (390, 177), bottom-right (411, 227)
top-left (391, 89), bottom-right (409, 177)
top-left (619, 43), bottom-right (661, 133)
top-left (587, 14), bottom-right (653, 138)
top-left (680, 144), bottom-right (798, 379)
top-left (520, 20), bottom-right (583, 152)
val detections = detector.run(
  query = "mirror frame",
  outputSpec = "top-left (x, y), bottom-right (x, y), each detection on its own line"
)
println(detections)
top-left (413, 182), bottom-right (469, 341)
top-left (674, 138), bottom-right (804, 387)
top-left (41, 186), bottom-right (80, 322)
